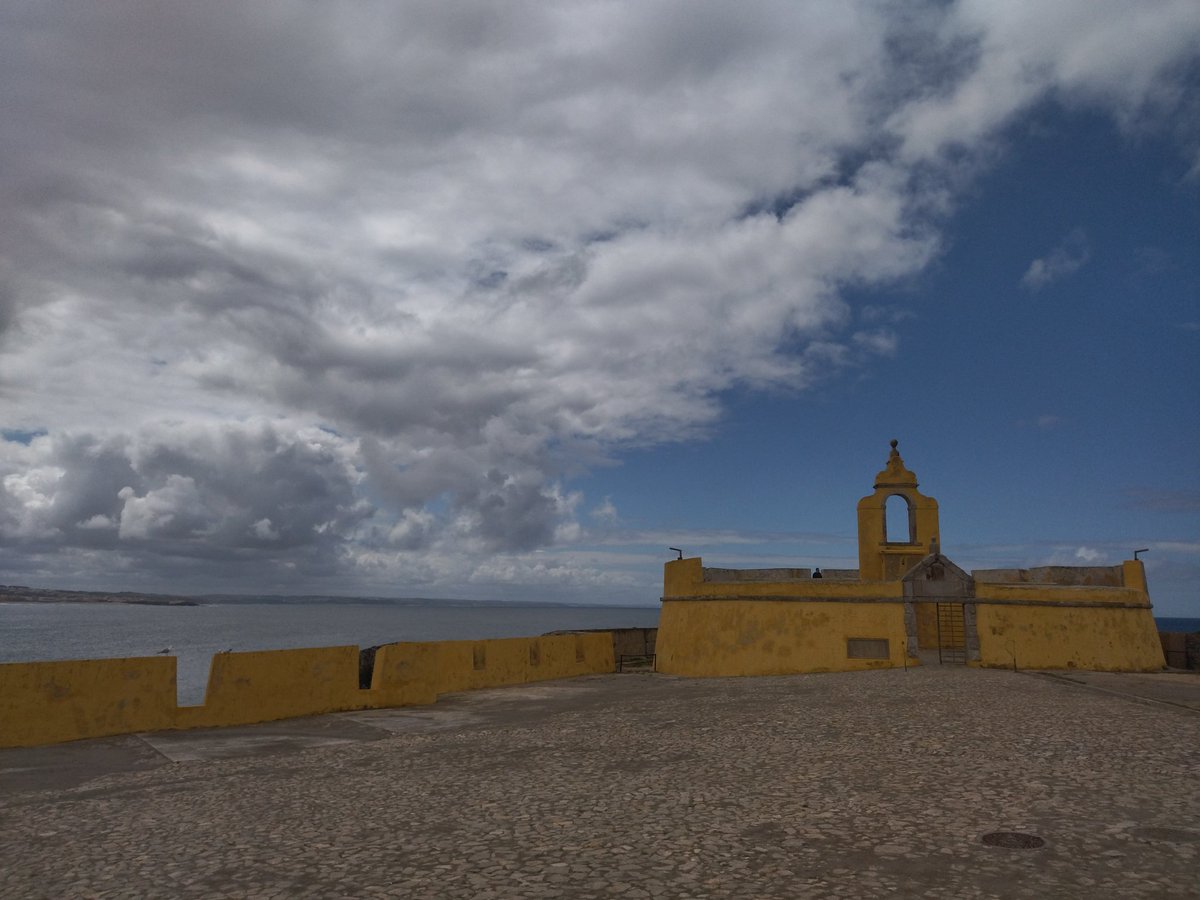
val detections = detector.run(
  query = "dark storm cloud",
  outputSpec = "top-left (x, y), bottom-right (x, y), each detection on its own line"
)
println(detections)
top-left (0, 425), bottom-right (368, 572)
top-left (0, 279), bottom-right (15, 336)
top-left (1, 1), bottom-right (1197, 593)
top-left (467, 471), bottom-right (563, 553)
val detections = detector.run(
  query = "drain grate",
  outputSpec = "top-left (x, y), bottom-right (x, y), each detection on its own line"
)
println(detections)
top-left (981, 832), bottom-right (1045, 849)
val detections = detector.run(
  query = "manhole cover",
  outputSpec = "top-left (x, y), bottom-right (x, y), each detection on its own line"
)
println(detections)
top-left (981, 832), bottom-right (1045, 849)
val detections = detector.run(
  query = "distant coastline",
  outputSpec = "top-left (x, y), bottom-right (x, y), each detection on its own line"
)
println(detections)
top-left (0, 585), bottom-right (200, 607)
top-left (0, 584), bottom-right (655, 610)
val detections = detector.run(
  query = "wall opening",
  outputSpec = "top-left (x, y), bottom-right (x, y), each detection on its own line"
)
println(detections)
top-left (359, 645), bottom-right (381, 689)
top-left (847, 638), bottom-right (890, 660)
top-left (472, 644), bottom-right (487, 670)
top-left (885, 494), bottom-right (914, 544)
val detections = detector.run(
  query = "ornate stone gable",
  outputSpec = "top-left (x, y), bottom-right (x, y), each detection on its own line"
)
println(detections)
top-left (902, 553), bottom-right (976, 600)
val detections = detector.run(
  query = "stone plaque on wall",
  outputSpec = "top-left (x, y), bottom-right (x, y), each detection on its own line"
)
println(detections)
top-left (847, 638), bottom-right (890, 659)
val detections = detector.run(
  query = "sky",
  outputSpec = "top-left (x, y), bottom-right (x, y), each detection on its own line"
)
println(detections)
top-left (0, 2), bottom-right (1197, 614)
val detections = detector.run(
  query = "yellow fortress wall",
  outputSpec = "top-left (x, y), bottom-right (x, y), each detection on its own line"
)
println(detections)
top-left (0, 632), bottom-right (616, 749)
top-left (656, 441), bottom-right (1166, 677)
top-left (657, 599), bottom-right (908, 677)
top-left (0, 656), bottom-right (179, 748)
top-left (177, 646), bottom-right (367, 730)
top-left (972, 576), bottom-right (1164, 670)
top-left (367, 641), bottom-right (442, 707)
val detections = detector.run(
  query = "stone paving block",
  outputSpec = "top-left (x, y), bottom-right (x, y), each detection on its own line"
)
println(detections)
top-left (1, 668), bottom-right (1198, 899)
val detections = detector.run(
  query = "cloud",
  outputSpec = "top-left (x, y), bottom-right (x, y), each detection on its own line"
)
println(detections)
top-left (0, 2), bottom-right (1197, 595)
top-left (1013, 413), bottom-right (1063, 430)
top-left (251, 518), bottom-right (280, 541)
top-left (1124, 489), bottom-right (1200, 513)
top-left (1187, 148), bottom-right (1200, 182)
top-left (0, 423), bottom-right (371, 579)
top-left (1020, 229), bottom-right (1090, 290)
top-left (590, 498), bottom-right (619, 525)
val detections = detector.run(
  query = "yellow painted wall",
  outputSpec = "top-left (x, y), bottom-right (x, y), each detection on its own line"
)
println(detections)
top-left (656, 599), bottom-right (908, 677)
top-left (529, 632), bottom-right (613, 683)
top-left (855, 444), bottom-right (941, 581)
top-left (856, 499), bottom-right (940, 581)
top-left (664, 557), bottom-right (703, 595)
top-left (0, 656), bottom-right (178, 749)
top-left (178, 646), bottom-right (367, 729)
top-left (445, 632), bottom-right (613, 691)
top-left (1122, 559), bottom-right (1147, 592)
top-left (975, 604), bottom-right (1164, 671)
top-left (664, 558), bottom-right (902, 600)
top-left (914, 603), bottom-right (939, 648)
top-left (0, 632), bottom-right (617, 749)
top-left (661, 555), bottom-right (1165, 675)
top-left (368, 641), bottom-right (441, 707)
top-left (435, 638), bottom-right (523, 693)
top-left (974, 582), bottom-right (1148, 606)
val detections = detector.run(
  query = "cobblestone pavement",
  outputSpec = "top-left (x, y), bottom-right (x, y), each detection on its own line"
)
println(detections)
top-left (2, 667), bottom-right (1198, 899)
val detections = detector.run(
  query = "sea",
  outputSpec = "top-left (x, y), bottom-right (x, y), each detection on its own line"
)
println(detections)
top-left (0, 601), bottom-right (662, 705)
top-left (1157, 617), bottom-right (1200, 635)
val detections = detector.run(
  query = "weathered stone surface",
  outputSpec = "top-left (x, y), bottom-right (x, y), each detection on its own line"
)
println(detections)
top-left (702, 568), bottom-right (812, 582)
top-left (973, 566), bottom-right (1124, 587)
top-left (2, 668), bottom-right (1199, 899)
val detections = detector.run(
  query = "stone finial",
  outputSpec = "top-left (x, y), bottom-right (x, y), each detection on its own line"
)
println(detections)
top-left (874, 439), bottom-right (918, 488)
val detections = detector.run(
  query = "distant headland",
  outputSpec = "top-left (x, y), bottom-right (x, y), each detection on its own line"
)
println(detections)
top-left (0, 585), bottom-right (200, 606)
top-left (0, 585), bottom-right (621, 609)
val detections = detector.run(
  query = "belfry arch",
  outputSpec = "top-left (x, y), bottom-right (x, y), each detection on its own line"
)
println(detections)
top-left (884, 493), bottom-right (915, 544)
top-left (856, 440), bottom-right (940, 581)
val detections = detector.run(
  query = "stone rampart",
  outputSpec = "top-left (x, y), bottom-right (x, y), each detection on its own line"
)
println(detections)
top-left (703, 567), bottom-right (812, 581)
top-left (973, 565), bottom-right (1124, 586)
top-left (0, 631), bottom-right (616, 749)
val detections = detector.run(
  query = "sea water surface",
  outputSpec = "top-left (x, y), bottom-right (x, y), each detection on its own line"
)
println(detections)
top-left (1157, 617), bottom-right (1200, 634)
top-left (0, 601), bottom-right (661, 705)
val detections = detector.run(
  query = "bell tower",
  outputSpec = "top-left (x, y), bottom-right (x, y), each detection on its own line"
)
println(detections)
top-left (857, 440), bottom-right (940, 581)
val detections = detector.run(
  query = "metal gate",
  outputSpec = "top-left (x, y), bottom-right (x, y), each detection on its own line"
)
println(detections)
top-left (936, 603), bottom-right (967, 664)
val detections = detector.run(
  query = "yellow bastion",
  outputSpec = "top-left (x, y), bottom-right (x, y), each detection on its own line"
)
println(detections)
top-left (656, 441), bottom-right (1164, 676)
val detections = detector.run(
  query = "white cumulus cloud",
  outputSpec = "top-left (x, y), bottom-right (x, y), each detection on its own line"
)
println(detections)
top-left (0, 2), bottom-right (1196, 595)
top-left (1021, 230), bottom-right (1091, 291)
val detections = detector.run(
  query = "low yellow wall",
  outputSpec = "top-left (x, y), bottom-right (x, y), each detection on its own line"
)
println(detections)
top-left (0, 656), bottom-right (178, 748)
top-left (975, 604), bottom-right (1164, 671)
top-left (435, 637), bottom-right (531, 694)
top-left (368, 641), bottom-right (441, 707)
top-left (427, 633), bottom-right (614, 694)
top-left (656, 599), bottom-right (908, 677)
top-left (178, 646), bottom-right (367, 729)
top-left (538, 632), bottom-right (615, 682)
top-left (0, 632), bottom-right (617, 749)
